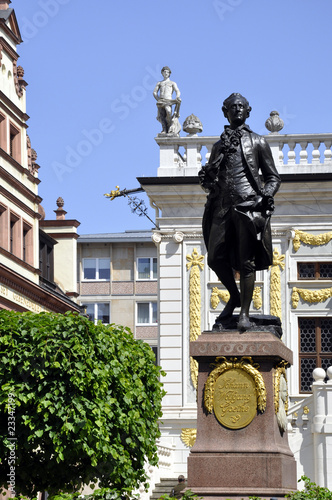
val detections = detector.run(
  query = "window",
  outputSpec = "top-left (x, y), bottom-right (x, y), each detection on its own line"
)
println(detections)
top-left (0, 114), bottom-right (6, 151)
top-left (299, 317), bottom-right (332, 393)
top-left (83, 258), bottom-right (110, 280)
top-left (9, 123), bottom-right (21, 163)
top-left (22, 222), bottom-right (33, 265)
top-left (0, 204), bottom-right (8, 250)
top-left (84, 303), bottom-right (110, 325)
top-left (9, 213), bottom-right (20, 257)
top-left (39, 230), bottom-right (55, 284)
top-left (151, 345), bottom-right (158, 365)
top-left (137, 257), bottom-right (157, 280)
top-left (137, 302), bottom-right (157, 324)
top-left (298, 262), bottom-right (332, 280)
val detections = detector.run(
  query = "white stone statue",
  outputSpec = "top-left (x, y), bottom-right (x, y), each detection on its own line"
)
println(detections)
top-left (153, 66), bottom-right (181, 136)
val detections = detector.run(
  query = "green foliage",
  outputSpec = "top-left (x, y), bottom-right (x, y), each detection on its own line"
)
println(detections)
top-left (0, 310), bottom-right (165, 498)
top-left (51, 487), bottom-right (139, 500)
top-left (158, 490), bottom-right (202, 500)
top-left (225, 476), bottom-right (332, 500)
top-left (286, 475), bottom-right (332, 500)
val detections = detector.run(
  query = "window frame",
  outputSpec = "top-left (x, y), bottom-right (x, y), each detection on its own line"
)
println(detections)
top-left (0, 204), bottom-right (8, 250)
top-left (298, 316), bottom-right (332, 393)
top-left (9, 212), bottom-right (20, 257)
top-left (137, 257), bottom-right (157, 280)
top-left (22, 220), bottom-right (33, 265)
top-left (84, 302), bottom-right (110, 325)
top-left (136, 301), bottom-right (158, 325)
top-left (82, 258), bottom-right (110, 281)
top-left (0, 113), bottom-right (6, 151)
top-left (297, 261), bottom-right (332, 280)
top-left (9, 122), bottom-right (21, 163)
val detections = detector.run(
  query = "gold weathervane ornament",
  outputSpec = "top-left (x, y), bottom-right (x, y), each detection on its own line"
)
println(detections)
top-left (104, 185), bottom-right (120, 200)
top-left (204, 357), bottom-right (266, 430)
top-left (104, 185), bottom-right (159, 229)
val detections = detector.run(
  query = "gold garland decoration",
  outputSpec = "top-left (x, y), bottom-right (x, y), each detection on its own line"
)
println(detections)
top-left (186, 248), bottom-right (204, 388)
top-left (252, 286), bottom-right (262, 310)
top-left (180, 428), bottom-right (197, 448)
top-left (211, 287), bottom-right (230, 309)
top-left (210, 286), bottom-right (262, 310)
top-left (274, 361), bottom-right (289, 414)
top-left (292, 286), bottom-right (332, 309)
top-left (204, 356), bottom-right (266, 415)
top-left (269, 248), bottom-right (285, 320)
top-left (293, 229), bottom-right (332, 252)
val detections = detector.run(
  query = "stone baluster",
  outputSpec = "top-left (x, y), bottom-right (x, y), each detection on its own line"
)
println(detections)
top-left (185, 141), bottom-right (201, 175)
top-left (197, 144), bottom-right (202, 168)
top-left (323, 140), bottom-right (332, 164)
top-left (311, 140), bottom-right (321, 165)
top-left (279, 141), bottom-right (285, 165)
top-left (266, 137), bottom-right (280, 166)
top-left (299, 141), bottom-right (309, 165)
top-left (205, 143), bottom-right (212, 164)
top-left (287, 141), bottom-right (297, 165)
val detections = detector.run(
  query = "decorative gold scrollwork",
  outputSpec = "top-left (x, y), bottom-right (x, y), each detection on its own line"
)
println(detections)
top-left (269, 248), bottom-right (285, 320)
top-left (190, 357), bottom-right (198, 390)
top-left (211, 287), bottom-right (230, 309)
top-left (180, 428), bottom-right (197, 448)
top-left (210, 286), bottom-right (262, 310)
top-left (274, 361), bottom-right (289, 432)
top-left (186, 248), bottom-right (204, 388)
top-left (204, 357), bottom-right (266, 415)
top-left (252, 286), bottom-right (262, 310)
top-left (274, 361), bottom-right (289, 415)
top-left (293, 229), bottom-right (332, 252)
top-left (292, 286), bottom-right (332, 309)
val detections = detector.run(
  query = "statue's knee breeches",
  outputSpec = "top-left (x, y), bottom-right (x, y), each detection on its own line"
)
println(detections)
top-left (240, 259), bottom-right (255, 278)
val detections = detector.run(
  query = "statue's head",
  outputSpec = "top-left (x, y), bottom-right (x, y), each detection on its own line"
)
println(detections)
top-left (161, 66), bottom-right (171, 76)
top-left (222, 93), bottom-right (251, 127)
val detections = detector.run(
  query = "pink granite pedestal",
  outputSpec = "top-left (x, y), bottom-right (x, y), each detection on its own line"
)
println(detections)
top-left (187, 330), bottom-right (297, 500)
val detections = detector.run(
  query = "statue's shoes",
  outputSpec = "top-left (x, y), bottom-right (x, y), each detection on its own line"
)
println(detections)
top-left (215, 297), bottom-right (241, 322)
top-left (237, 314), bottom-right (252, 331)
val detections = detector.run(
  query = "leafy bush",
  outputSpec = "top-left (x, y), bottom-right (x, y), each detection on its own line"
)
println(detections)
top-left (159, 490), bottom-right (202, 500)
top-left (0, 311), bottom-right (165, 498)
top-left (286, 475), bottom-right (332, 500)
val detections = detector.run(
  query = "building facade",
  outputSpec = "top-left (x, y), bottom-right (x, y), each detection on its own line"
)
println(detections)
top-left (77, 231), bottom-right (158, 357)
top-left (0, 0), bottom-right (80, 315)
top-left (136, 128), bottom-right (332, 490)
top-left (78, 128), bottom-right (332, 495)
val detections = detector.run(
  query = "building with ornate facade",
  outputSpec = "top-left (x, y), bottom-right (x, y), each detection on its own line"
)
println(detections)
top-left (133, 123), bottom-right (332, 494)
top-left (77, 121), bottom-right (332, 496)
top-left (0, 0), bottom-right (80, 314)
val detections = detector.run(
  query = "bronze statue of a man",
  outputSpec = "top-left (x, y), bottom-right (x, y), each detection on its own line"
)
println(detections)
top-left (199, 93), bottom-right (281, 331)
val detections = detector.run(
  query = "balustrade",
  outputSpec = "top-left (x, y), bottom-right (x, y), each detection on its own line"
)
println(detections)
top-left (156, 133), bottom-right (332, 177)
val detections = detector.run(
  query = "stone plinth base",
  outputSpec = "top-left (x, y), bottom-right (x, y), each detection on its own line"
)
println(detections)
top-left (188, 330), bottom-right (297, 500)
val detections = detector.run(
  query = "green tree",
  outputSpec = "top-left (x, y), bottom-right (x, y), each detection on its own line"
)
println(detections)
top-left (0, 310), bottom-right (165, 498)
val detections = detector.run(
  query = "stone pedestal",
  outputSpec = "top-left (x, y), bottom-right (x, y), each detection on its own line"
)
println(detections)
top-left (188, 330), bottom-right (297, 500)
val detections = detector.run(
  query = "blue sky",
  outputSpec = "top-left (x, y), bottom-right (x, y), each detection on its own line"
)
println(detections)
top-left (12, 0), bottom-right (332, 234)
